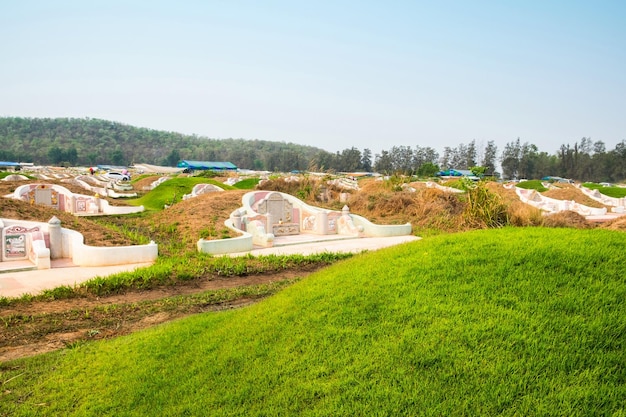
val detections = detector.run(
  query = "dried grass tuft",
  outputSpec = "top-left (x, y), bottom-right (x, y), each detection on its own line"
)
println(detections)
top-left (542, 211), bottom-right (592, 229)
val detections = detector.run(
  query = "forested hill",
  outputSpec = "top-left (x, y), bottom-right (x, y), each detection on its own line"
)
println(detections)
top-left (0, 117), bottom-right (326, 171)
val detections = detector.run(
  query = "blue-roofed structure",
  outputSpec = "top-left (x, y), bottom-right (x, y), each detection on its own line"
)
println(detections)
top-left (0, 161), bottom-right (21, 171)
top-left (177, 160), bottom-right (238, 171)
top-left (436, 169), bottom-right (479, 180)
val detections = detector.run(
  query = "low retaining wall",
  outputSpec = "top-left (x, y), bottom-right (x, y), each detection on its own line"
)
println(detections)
top-left (1, 217), bottom-right (158, 269)
top-left (515, 187), bottom-right (608, 216)
top-left (349, 214), bottom-right (412, 237)
top-left (63, 228), bottom-right (158, 266)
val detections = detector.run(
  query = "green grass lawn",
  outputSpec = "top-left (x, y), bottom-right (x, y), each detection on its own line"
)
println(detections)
top-left (0, 171), bottom-right (34, 179)
top-left (583, 183), bottom-right (626, 198)
top-left (515, 180), bottom-right (548, 192)
top-left (2, 228), bottom-right (626, 416)
top-left (232, 177), bottom-right (261, 189)
top-left (129, 177), bottom-right (236, 210)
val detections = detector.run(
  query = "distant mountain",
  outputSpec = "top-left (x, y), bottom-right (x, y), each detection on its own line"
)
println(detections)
top-left (0, 117), bottom-right (327, 171)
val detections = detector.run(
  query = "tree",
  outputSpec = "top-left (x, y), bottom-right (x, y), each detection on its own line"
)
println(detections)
top-left (164, 149), bottom-right (181, 167)
top-left (439, 147), bottom-right (452, 170)
top-left (374, 150), bottom-right (393, 174)
top-left (361, 148), bottom-right (372, 172)
top-left (610, 140), bottom-right (626, 181)
top-left (109, 147), bottom-right (126, 166)
top-left (501, 138), bottom-right (521, 180)
top-left (47, 146), bottom-right (64, 164)
top-left (417, 162), bottom-right (439, 177)
top-left (481, 141), bottom-right (498, 175)
top-left (339, 147), bottom-right (362, 171)
top-left (465, 140), bottom-right (477, 169)
top-left (389, 145), bottom-right (414, 174)
top-left (65, 146), bottom-right (78, 166)
top-left (518, 143), bottom-right (538, 179)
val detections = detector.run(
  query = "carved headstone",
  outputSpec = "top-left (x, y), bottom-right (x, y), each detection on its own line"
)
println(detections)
top-left (257, 192), bottom-right (293, 223)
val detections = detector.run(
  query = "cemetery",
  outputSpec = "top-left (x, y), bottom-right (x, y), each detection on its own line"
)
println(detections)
top-left (0, 215), bottom-right (157, 271)
top-left (197, 190), bottom-right (412, 255)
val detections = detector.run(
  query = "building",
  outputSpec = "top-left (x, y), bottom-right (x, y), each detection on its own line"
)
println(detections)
top-left (0, 162), bottom-right (22, 171)
top-left (436, 169), bottom-right (479, 180)
top-left (176, 160), bottom-right (238, 172)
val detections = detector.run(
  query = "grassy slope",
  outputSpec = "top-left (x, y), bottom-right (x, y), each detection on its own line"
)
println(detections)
top-left (583, 182), bottom-right (626, 198)
top-left (129, 177), bottom-right (236, 210)
top-left (3, 228), bottom-right (626, 416)
top-left (515, 180), bottom-right (548, 192)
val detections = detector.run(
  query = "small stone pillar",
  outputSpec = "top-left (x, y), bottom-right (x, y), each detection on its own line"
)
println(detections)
top-left (48, 216), bottom-right (63, 259)
top-left (316, 211), bottom-right (328, 235)
top-left (342, 205), bottom-right (350, 216)
top-left (232, 210), bottom-right (242, 230)
top-left (266, 213), bottom-right (274, 232)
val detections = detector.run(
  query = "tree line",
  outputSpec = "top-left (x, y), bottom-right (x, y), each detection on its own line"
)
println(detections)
top-left (1, 117), bottom-right (624, 182)
top-left (320, 138), bottom-right (626, 183)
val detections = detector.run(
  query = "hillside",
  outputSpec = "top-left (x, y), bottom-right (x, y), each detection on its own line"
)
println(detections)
top-left (0, 117), bottom-right (326, 171)
top-left (3, 228), bottom-right (625, 415)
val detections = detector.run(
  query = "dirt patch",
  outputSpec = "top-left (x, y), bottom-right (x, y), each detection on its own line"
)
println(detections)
top-left (0, 265), bottom-right (325, 362)
top-left (150, 189), bottom-right (247, 240)
top-left (542, 184), bottom-right (606, 208)
top-left (132, 175), bottom-right (164, 191)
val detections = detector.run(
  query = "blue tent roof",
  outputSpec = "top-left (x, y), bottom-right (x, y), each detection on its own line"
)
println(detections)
top-left (436, 169), bottom-right (480, 180)
top-left (177, 160), bottom-right (238, 171)
top-left (437, 169), bottom-right (471, 177)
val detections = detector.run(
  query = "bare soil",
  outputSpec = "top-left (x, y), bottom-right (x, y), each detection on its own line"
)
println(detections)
top-left (0, 266), bottom-right (323, 362)
top-left (542, 184), bottom-right (607, 208)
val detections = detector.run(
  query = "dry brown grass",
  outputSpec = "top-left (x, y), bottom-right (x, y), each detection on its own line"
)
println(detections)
top-left (542, 211), bottom-right (593, 229)
top-left (485, 182), bottom-right (544, 226)
top-left (543, 184), bottom-right (606, 208)
top-left (258, 175), bottom-right (358, 207)
top-left (346, 181), bottom-right (469, 233)
top-left (600, 216), bottom-right (626, 231)
top-left (1, 174), bottom-right (617, 252)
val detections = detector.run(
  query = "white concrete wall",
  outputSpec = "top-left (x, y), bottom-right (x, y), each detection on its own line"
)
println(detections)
top-left (63, 228), bottom-right (158, 266)
top-left (197, 219), bottom-right (254, 255)
top-left (99, 200), bottom-right (144, 215)
top-left (1, 218), bottom-right (158, 267)
top-left (515, 187), bottom-right (608, 216)
top-left (349, 214), bottom-right (412, 237)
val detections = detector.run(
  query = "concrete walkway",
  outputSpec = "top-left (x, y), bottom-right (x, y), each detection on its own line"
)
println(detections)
top-left (230, 234), bottom-right (420, 257)
top-left (0, 235), bottom-right (420, 298)
top-left (0, 260), bottom-right (154, 298)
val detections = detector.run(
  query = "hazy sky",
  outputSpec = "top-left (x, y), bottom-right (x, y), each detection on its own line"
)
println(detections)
top-left (2, 1), bottom-right (625, 156)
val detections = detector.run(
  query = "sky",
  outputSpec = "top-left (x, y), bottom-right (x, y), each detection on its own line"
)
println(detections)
top-left (2, 0), bottom-right (625, 157)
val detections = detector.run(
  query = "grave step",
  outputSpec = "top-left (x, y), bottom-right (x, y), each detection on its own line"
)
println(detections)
top-left (0, 264), bottom-right (38, 274)
top-left (271, 234), bottom-right (360, 248)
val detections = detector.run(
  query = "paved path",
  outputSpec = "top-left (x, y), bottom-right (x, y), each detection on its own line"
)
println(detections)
top-left (0, 235), bottom-right (420, 298)
top-left (0, 260), bottom-right (154, 298)
top-left (230, 234), bottom-right (420, 257)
